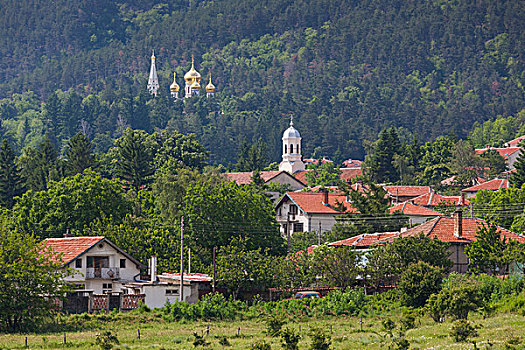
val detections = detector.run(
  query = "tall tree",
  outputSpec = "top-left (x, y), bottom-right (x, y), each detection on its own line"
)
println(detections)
top-left (65, 132), bottom-right (96, 175)
top-left (465, 223), bottom-right (508, 275)
top-left (114, 128), bottom-right (153, 189)
top-left (512, 150), bottom-right (525, 188)
top-left (19, 137), bottom-right (62, 192)
top-left (0, 139), bottom-right (24, 208)
top-left (366, 127), bottom-right (402, 183)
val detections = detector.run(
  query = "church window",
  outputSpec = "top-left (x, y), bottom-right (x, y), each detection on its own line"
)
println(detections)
top-left (290, 144), bottom-right (294, 153)
top-left (297, 144), bottom-right (300, 153)
top-left (284, 145), bottom-right (287, 153)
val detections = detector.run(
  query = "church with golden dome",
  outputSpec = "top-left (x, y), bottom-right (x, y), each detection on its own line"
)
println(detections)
top-left (147, 51), bottom-right (216, 99)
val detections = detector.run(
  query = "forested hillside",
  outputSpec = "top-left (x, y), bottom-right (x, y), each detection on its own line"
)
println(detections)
top-left (0, 0), bottom-right (523, 164)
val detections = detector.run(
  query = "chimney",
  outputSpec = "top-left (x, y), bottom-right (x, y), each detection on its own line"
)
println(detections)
top-left (460, 192), bottom-right (465, 205)
top-left (453, 210), bottom-right (463, 238)
top-left (150, 256), bottom-right (157, 283)
top-left (64, 228), bottom-right (70, 238)
top-left (322, 189), bottom-right (329, 206)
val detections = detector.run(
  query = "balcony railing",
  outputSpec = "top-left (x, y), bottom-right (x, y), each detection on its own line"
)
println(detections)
top-left (86, 267), bottom-right (120, 280)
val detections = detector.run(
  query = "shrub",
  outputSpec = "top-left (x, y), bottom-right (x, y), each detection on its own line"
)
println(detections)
top-left (382, 318), bottom-right (396, 333)
top-left (251, 341), bottom-right (271, 350)
top-left (265, 314), bottom-right (286, 337)
top-left (192, 332), bottom-right (210, 347)
top-left (426, 274), bottom-right (485, 320)
top-left (309, 327), bottom-right (331, 350)
top-left (450, 320), bottom-right (478, 342)
top-left (390, 337), bottom-right (410, 350)
top-left (400, 312), bottom-right (416, 331)
top-left (398, 262), bottom-right (445, 308)
top-left (218, 336), bottom-right (231, 346)
top-left (95, 331), bottom-right (119, 350)
top-left (281, 327), bottom-right (301, 350)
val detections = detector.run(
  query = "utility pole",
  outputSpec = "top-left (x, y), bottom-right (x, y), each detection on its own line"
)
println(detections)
top-left (318, 222), bottom-right (322, 245)
top-left (180, 216), bottom-right (184, 302)
top-left (212, 246), bottom-right (216, 293)
top-left (287, 213), bottom-right (291, 254)
top-left (188, 248), bottom-right (191, 274)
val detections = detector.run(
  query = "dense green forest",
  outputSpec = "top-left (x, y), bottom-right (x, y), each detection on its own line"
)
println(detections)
top-left (0, 0), bottom-right (523, 164)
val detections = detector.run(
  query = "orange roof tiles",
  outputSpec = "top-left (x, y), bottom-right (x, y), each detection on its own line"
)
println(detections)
top-left (507, 136), bottom-right (525, 147)
top-left (342, 159), bottom-right (363, 168)
top-left (397, 217), bottom-right (525, 244)
top-left (329, 232), bottom-right (399, 248)
top-left (462, 178), bottom-right (509, 192)
top-left (383, 186), bottom-right (431, 198)
top-left (411, 192), bottom-right (469, 206)
top-left (475, 147), bottom-right (520, 160)
top-left (389, 202), bottom-right (442, 216)
top-left (283, 192), bottom-right (358, 214)
top-left (340, 168), bottom-right (363, 182)
top-left (41, 237), bottom-right (104, 264)
top-left (225, 171), bottom-right (305, 186)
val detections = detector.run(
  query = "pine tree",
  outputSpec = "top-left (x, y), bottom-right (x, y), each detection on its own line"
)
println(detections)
top-left (65, 132), bottom-right (96, 175)
top-left (0, 139), bottom-right (24, 208)
top-left (367, 127), bottom-right (402, 183)
top-left (116, 129), bottom-right (153, 189)
top-left (512, 150), bottom-right (525, 188)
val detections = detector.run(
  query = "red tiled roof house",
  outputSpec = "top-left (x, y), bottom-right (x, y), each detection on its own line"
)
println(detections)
top-left (41, 236), bottom-right (144, 295)
top-left (275, 191), bottom-right (358, 235)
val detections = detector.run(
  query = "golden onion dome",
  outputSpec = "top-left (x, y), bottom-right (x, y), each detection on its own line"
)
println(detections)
top-left (191, 80), bottom-right (201, 91)
top-left (206, 75), bottom-right (216, 92)
top-left (184, 56), bottom-right (201, 83)
top-left (170, 72), bottom-right (180, 92)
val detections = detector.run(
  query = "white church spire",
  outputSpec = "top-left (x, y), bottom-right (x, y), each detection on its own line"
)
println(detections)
top-left (147, 50), bottom-right (159, 96)
top-left (279, 115), bottom-right (305, 174)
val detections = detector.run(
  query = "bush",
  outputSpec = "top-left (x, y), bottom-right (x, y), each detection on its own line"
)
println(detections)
top-left (450, 320), bottom-right (478, 342)
top-left (400, 312), bottom-right (416, 331)
top-left (398, 261), bottom-right (445, 308)
top-left (390, 337), bottom-right (410, 350)
top-left (251, 341), bottom-right (271, 350)
top-left (192, 332), bottom-right (210, 347)
top-left (95, 331), bottom-right (119, 350)
top-left (426, 274), bottom-right (484, 320)
top-left (265, 314), bottom-right (286, 337)
top-left (309, 327), bottom-right (331, 350)
top-left (281, 327), bottom-right (301, 350)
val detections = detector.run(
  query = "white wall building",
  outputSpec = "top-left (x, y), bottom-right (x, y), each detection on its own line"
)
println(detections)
top-left (42, 236), bottom-right (144, 294)
top-left (279, 118), bottom-right (305, 174)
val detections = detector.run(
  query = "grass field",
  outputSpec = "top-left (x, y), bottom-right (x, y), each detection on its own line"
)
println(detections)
top-left (1, 311), bottom-right (524, 349)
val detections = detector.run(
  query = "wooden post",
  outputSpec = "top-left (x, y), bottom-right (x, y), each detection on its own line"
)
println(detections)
top-left (318, 222), bottom-right (322, 245)
top-left (237, 327), bottom-right (240, 336)
top-left (180, 216), bottom-right (184, 302)
top-left (25, 337), bottom-right (27, 347)
top-left (330, 325), bottom-right (332, 333)
top-left (206, 325), bottom-right (209, 335)
top-left (360, 316), bottom-right (363, 331)
top-left (188, 248), bottom-right (191, 274)
top-left (287, 213), bottom-right (291, 254)
top-left (212, 247), bottom-right (216, 293)
top-left (138, 329), bottom-right (140, 339)
top-left (63, 333), bottom-right (66, 344)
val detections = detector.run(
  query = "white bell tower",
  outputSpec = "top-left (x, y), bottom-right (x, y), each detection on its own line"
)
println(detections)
top-left (279, 116), bottom-right (305, 174)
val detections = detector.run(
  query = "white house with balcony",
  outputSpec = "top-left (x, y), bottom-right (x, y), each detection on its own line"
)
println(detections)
top-left (41, 236), bottom-right (145, 294)
top-left (275, 191), bottom-right (358, 235)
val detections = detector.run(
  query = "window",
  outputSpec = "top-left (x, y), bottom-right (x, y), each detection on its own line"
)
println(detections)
top-left (290, 144), bottom-right (294, 153)
top-left (102, 283), bottom-right (112, 293)
top-left (293, 223), bottom-right (304, 232)
top-left (297, 144), bottom-right (300, 153)
top-left (284, 144), bottom-right (287, 153)
top-left (74, 283), bottom-right (84, 290)
top-left (87, 256), bottom-right (109, 268)
top-left (120, 259), bottom-right (126, 268)
top-left (75, 259), bottom-right (82, 268)
top-left (289, 204), bottom-right (298, 215)
top-left (166, 289), bottom-right (179, 295)
top-left (282, 224), bottom-right (288, 233)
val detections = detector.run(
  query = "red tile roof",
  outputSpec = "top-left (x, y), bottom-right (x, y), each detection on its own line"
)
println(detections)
top-left (158, 273), bottom-right (213, 283)
top-left (389, 202), bottom-right (442, 216)
top-left (462, 178), bottom-right (509, 192)
top-left (293, 170), bottom-right (310, 184)
top-left (475, 147), bottom-right (521, 160)
top-left (340, 168), bottom-right (363, 182)
top-left (329, 232), bottom-right (399, 248)
top-left (383, 186), bottom-right (431, 197)
top-left (342, 159), bottom-right (363, 168)
top-left (225, 171), bottom-right (304, 186)
top-left (396, 217), bottom-right (525, 244)
top-left (411, 192), bottom-right (469, 206)
top-left (281, 192), bottom-right (358, 214)
top-left (41, 237), bottom-right (104, 264)
top-left (303, 158), bottom-right (333, 166)
top-left (507, 136), bottom-right (525, 147)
